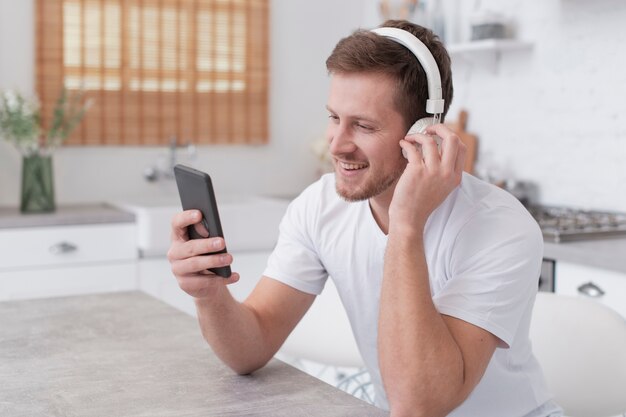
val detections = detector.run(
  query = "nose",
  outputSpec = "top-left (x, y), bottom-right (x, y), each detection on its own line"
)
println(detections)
top-left (327, 123), bottom-right (356, 156)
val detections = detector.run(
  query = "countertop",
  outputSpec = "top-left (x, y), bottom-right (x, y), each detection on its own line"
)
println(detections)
top-left (544, 237), bottom-right (626, 275)
top-left (0, 291), bottom-right (387, 417)
top-left (0, 204), bottom-right (135, 229)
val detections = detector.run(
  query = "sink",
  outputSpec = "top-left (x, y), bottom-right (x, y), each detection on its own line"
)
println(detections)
top-left (116, 195), bottom-right (290, 257)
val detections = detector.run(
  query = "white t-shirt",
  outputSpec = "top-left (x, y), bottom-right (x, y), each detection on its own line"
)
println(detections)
top-left (264, 173), bottom-right (554, 417)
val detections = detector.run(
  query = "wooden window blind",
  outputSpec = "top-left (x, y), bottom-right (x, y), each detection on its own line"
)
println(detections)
top-left (36, 0), bottom-right (269, 146)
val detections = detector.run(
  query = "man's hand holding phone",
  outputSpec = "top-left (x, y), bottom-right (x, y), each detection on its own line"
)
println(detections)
top-left (168, 164), bottom-right (238, 299)
top-left (168, 209), bottom-right (239, 299)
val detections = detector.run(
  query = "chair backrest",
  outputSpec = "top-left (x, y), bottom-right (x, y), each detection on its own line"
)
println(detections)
top-left (280, 278), bottom-right (364, 368)
top-left (529, 292), bottom-right (626, 417)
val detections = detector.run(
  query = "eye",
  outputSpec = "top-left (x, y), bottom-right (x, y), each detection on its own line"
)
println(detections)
top-left (328, 114), bottom-right (339, 123)
top-left (356, 123), bottom-right (374, 132)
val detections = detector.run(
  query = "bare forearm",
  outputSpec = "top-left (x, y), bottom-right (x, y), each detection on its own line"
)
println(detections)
top-left (379, 232), bottom-right (464, 417)
top-left (195, 286), bottom-right (272, 375)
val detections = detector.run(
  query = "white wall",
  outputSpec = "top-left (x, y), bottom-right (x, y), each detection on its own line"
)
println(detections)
top-left (0, 0), bottom-right (364, 205)
top-left (2, 0), bottom-right (626, 212)
top-left (446, 0), bottom-right (626, 212)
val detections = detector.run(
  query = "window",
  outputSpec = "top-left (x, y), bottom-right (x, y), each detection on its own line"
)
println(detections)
top-left (36, 0), bottom-right (269, 145)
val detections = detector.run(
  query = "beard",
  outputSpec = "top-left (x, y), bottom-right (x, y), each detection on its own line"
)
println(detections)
top-left (334, 161), bottom-right (405, 202)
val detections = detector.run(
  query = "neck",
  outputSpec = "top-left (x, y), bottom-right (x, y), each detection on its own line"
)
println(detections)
top-left (368, 183), bottom-right (396, 235)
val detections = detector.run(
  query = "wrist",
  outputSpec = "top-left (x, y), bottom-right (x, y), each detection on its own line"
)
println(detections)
top-left (388, 222), bottom-right (425, 241)
top-left (388, 209), bottom-right (429, 236)
top-left (194, 283), bottom-right (228, 307)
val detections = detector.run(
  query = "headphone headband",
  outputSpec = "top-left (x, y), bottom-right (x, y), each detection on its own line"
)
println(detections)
top-left (370, 27), bottom-right (445, 116)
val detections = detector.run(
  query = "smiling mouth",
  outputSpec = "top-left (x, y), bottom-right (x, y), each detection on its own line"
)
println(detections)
top-left (338, 161), bottom-right (369, 171)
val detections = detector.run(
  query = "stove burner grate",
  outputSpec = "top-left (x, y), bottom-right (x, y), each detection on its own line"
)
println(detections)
top-left (528, 206), bottom-right (626, 243)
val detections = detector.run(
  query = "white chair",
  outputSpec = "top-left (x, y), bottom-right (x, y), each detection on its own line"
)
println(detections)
top-left (529, 292), bottom-right (626, 417)
top-left (280, 279), bottom-right (363, 368)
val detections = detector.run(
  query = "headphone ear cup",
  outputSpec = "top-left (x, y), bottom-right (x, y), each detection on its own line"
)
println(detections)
top-left (407, 117), bottom-right (435, 135)
top-left (402, 117), bottom-right (441, 159)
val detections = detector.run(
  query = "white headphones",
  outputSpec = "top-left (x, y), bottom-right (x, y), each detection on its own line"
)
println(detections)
top-left (370, 27), bottom-right (445, 138)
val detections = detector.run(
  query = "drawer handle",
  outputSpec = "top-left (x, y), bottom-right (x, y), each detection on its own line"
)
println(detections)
top-left (577, 281), bottom-right (605, 298)
top-left (49, 242), bottom-right (78, 255)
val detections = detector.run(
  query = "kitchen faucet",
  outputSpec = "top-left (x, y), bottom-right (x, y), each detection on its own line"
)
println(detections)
top-left (168, 136), bottom-right (178, 176)
top-left (143, 136), bottom-right (196, 182)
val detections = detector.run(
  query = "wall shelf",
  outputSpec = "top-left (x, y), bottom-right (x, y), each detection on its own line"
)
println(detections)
top-left (446, 39), bottom-right (533, 72)
top-left (447, 39), bottom-right (533, 55)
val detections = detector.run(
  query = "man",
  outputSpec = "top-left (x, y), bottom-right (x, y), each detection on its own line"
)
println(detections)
top-left (168, 20), bottom-right (562, 417)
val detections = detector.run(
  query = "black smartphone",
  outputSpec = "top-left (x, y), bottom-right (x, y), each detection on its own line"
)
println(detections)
top-left (173, 164), bottom-right (231, 278)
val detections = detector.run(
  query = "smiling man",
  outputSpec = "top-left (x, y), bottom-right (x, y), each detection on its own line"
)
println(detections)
top-left (326, 71), bottom-right (408, 203)
top-left (168, 20), bottom-right (562, 417)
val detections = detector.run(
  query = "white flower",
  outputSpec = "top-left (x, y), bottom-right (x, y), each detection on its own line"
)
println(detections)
top-left (3, 90), bottom-right (18, 110)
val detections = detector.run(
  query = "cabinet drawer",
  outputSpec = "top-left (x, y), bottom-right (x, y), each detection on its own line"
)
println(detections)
top-left (0, 261), bottom-right (137, 301)
top-left (0, 223), bottom-right (136, 269)
top-left (555, 261), bottom-right (626, 319)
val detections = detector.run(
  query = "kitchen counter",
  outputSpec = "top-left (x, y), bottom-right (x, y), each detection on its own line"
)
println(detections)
top-left (0, 291), bottom-right (387, 417)
top-left (0, 203), bottom-right (135, 229)
top-left (544, 237), bottom-right (626, 275)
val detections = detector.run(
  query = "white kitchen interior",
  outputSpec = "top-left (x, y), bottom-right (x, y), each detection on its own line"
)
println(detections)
top-left (1, 1), bottom-right (626, 417)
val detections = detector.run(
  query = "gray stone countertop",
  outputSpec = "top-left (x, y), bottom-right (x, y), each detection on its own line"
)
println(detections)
top-left (544, 237), bottom-right (626, 275)
top-left (0, 291), bottom-right (387, 417)
top-left (0, 203), bottom-right (135, 229)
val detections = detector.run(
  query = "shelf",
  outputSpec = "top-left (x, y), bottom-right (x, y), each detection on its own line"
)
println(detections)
top-left (447, 39), bottom-right (533, 55)
top-left (446, 40), bottom-right (533, 72)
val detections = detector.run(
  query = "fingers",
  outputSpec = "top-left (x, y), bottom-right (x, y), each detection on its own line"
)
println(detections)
top-left (416, 135), bottom-right (441, 164)
top-left (176, 272), bottom-right (241, 297)
top-left (168, 209), bottom-right (235, 281)
top-left (423, 124), bottom-right (466, 174)
top-left (424, 122), bottom-right (453, 139)
top-left (454, 140), bottom-right (468, 174)
top-left (193, 270), bottom-right (240, 285)
top-left (177, 253), bottom-right (232, 276)
top-left (167, 236), bottom-right (226, 262)
top-left (193, 221), bottom-right (210, 238)
top-left (171, 210), bottom-right (202, 242)
top-left (169, 210), bottom-right (240, 297)
top-left (403, 133), bottom-right (440, 166)
top-left (171, 251), bottom-right (234, 277)
top-left (399, 139), bottom-right (423, 164)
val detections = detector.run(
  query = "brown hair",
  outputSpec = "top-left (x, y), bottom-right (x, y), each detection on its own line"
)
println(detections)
top-left (326, 20), bottom-right (453, 129)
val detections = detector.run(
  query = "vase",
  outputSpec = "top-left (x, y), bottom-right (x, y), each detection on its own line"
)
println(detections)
top-left (20, 153), bottom-right (56, 213)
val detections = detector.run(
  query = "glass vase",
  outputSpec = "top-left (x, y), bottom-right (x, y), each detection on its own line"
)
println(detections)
top-left (20, 153), bottom-right (56, 213)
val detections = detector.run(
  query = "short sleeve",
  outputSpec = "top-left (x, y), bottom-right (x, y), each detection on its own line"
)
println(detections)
top-left (263, 186), bottom-right (328, 295)
top-left (432, 206), bottom-right (544, 348)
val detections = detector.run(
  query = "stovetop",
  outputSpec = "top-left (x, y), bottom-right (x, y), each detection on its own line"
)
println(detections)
top-left (528, 205), bottom-right (626, 243)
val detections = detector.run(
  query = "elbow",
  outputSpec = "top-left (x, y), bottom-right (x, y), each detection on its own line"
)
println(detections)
top-left (389, 405), bottom-right (418, 417)
top-left (232, 367), bottom-right (254, 376)
top-left (228, 357), bottom-right (270, 376)
top-left (390, 403), bottom-right (454, 417)
top-left (388, 390), bottom-right (463, 417)
top-left (390, 403), bottom-right (445, 417)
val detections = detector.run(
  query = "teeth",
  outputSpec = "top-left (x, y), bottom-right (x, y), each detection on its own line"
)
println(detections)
top-left (340, 162), bottom-right (368, 170)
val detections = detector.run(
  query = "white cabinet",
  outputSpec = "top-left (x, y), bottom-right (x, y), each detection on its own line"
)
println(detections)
top-left (0, 223), bottom-right (136, 268)
top-left (555, 261), bottom-right (626, 319)
top-left (0, 222), bottom-right (137, 301)
top-left (138, 257), bottom-right (193, 315)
